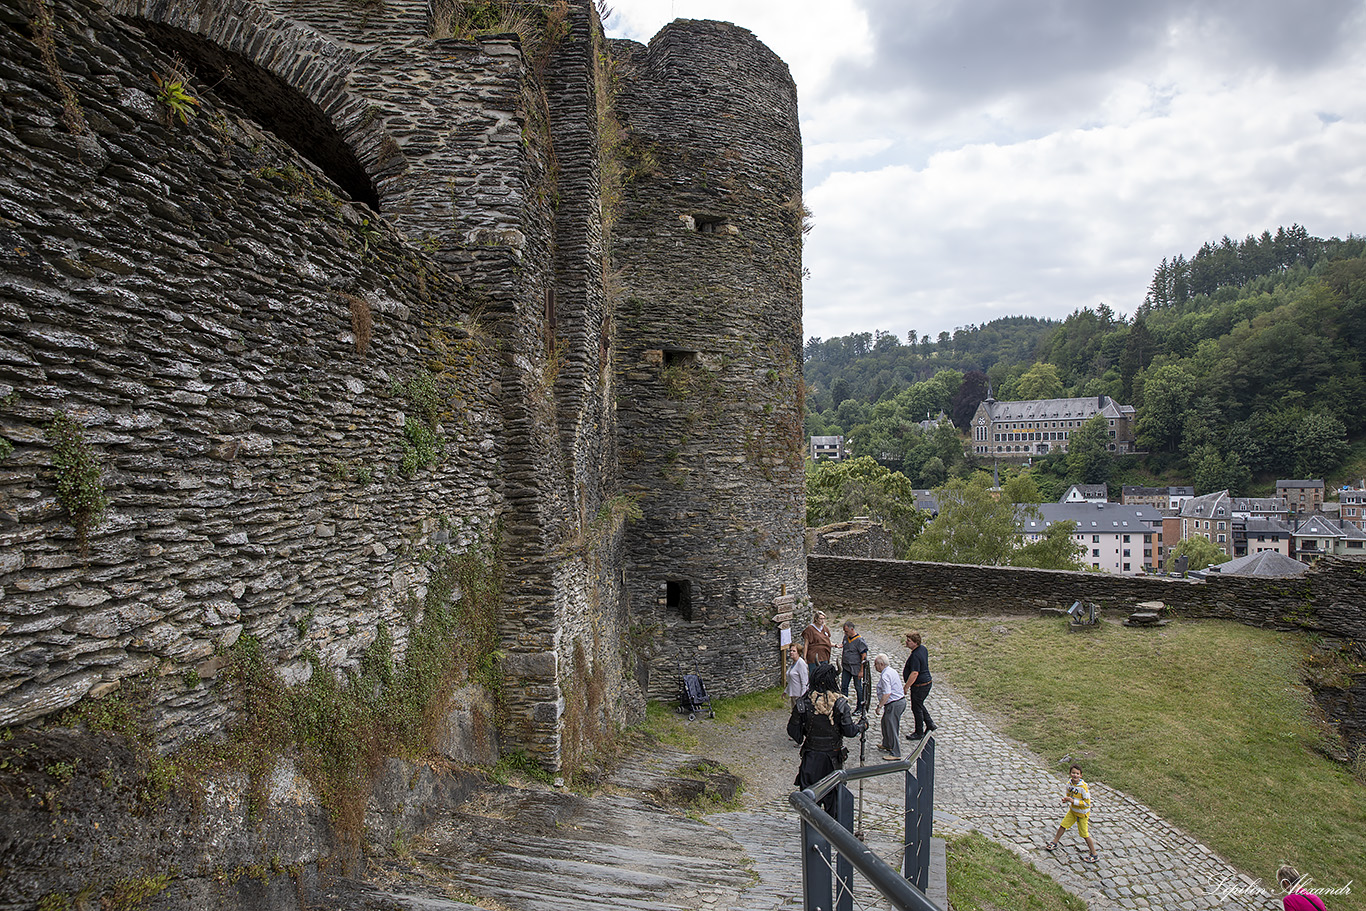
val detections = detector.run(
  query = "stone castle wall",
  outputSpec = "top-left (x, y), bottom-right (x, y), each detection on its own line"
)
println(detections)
top-left (0, 0), bottom-right (641, 766)
top-left (611, 21), bottom-right (809, 700)
top-left (0, 0), bottom-right (808, 765)
top-left (0, 0), bottom-right (809, 903)
top-left (808, 554), bottom-right (1366, 640)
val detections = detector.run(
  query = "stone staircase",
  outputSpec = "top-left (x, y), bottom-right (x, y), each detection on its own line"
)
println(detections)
top-left (322, 743), bottom-right (940, 911)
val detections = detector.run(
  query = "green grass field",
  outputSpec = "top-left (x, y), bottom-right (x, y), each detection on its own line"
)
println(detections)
top-left (945, 831), bottom-right (1087, 911)
top-left (910, 615), bottom-right (1366, 910)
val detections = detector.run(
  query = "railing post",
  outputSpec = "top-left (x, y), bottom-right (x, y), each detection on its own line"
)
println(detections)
top-left (792, 740), bottom-right (945, 911)
top-left (801, 783), bottom-right (855, 911)
top-left (800, 814), bottom-right (832, 911)
top-left (835, 785), bottom-right (855, 911)
top-left (904, 736), bottom-right (935, 891)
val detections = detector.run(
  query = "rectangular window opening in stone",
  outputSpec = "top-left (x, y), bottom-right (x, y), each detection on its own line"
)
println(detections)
top-left (662, 349), bottom-right (698, 368)
top-left (666, 579), bottom-right (694, 621)
top-left (544, 287), bottom-right (557, 352)
top-left (693, 215), bottom-right (729, 234)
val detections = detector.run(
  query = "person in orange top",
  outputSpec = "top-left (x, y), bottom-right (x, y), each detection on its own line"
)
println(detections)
top-left (802, 610), bottom-right (832, 665)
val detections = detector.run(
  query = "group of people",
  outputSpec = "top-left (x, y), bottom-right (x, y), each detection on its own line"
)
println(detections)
top-left (785, 611), bottom-right (939, 806)
top-left (781, 612), bottom-right (1329, 906)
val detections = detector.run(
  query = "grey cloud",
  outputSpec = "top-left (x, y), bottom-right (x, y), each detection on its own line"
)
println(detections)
top-left (830, 0), bottom-right (1365, 119)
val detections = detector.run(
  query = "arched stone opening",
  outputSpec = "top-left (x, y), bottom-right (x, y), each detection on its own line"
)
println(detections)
top-left (110, 1), bottom-right (390, 212)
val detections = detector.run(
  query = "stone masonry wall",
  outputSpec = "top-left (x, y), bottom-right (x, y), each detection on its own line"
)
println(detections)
top-left (101, 0), bottom-right (612, 764)
top-left (808, 554), bottom-right (1366, 640)
top-left (0, 0), bottom-right (512, 745)
top-left (611, 21), bottom-right (808, 701)
top-left (0, 0), bottom-right (649, 775)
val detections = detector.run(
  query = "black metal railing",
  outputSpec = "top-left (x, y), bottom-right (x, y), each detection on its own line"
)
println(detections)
top-left (788, 735), bottom-right (943, 911)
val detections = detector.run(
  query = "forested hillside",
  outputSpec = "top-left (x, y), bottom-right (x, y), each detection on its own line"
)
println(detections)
top-left (804, 227), bottom-right (1366, 496)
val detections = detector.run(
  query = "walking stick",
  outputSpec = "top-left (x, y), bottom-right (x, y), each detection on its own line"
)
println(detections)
top-left (855, 655), bottom-right (871, 841)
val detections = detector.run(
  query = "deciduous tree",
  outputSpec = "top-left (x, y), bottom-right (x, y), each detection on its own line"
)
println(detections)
top-left (806, 456), bottom-right (926, 555)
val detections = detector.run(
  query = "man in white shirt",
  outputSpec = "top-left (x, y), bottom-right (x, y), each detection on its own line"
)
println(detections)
top-left (874, 653), bottom-right (906, 759)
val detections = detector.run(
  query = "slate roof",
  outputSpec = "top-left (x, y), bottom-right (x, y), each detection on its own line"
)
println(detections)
top-left (982, 395), bottom-right (1134, 422)
top-left (1240, 516), bottom-right (1292, 535)
top-left (1230, 497), bottom-right (1287, 515)
top-left (1294, 514), bottom-right (1346, 539)
top-left (1020, 502), bottom-right (1163, 535)
top-left (1213, 551), bottom-right (1309, 577)
top-left (1179, 490), bottom-right (1230, 518)
top-left (1276, 479), bottom-right (1324, 489)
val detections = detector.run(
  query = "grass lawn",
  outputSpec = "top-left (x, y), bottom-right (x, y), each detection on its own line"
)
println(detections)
top-left (945, 831), bottom-right (1087, 911)
top-left (907, 614), bottom-right (1366, 910)
top-left (638, 686), bottom-right (791, 752)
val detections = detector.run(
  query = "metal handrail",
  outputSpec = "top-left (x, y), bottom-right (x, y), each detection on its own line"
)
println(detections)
top-left (788, 734), bottom-right (944, 911)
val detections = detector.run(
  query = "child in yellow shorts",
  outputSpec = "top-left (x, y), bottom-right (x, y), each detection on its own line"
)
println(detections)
top-left (1044, 764), bottom-right (1097, 862)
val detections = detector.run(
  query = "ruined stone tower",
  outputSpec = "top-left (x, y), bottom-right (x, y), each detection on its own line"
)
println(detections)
top-left (611, 21), bottom-right (809, 699)
top-left (0, 1), bottom-right (807, 899)
top-left (0, 0), bottom-right (804, 780)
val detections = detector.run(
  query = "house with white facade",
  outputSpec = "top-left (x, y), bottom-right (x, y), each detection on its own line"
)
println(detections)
top-left (1060, 484), bottom-right (1109, 504)
top-left (1019, 502), bottom-right (1165, 574)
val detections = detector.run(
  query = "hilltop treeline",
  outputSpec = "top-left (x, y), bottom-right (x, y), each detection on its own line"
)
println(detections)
top-left (804, 227), bottom-right (1366, 495)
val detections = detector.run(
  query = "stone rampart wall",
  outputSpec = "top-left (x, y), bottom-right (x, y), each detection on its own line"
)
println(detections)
top-left (0, 0), bottom-right (513, 744)
top-left (809, 555), bottom-right (1366, 640)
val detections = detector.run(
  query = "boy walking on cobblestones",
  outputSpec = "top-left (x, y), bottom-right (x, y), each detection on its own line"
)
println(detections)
top-left (1044, 764), bottom-right (1098, 862)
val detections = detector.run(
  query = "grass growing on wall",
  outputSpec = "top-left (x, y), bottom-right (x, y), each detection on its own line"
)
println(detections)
top-left (222, 544), bottom-right (504, 849)
top-left (45, 413), bottom-right (108, 554)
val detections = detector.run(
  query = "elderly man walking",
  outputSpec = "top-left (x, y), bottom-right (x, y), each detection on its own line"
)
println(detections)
top-left (873, 653), bottom-right (906, 760)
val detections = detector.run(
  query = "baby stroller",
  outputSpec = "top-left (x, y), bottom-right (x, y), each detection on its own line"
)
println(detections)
top-left (677, 653), bottom-right (716, 721)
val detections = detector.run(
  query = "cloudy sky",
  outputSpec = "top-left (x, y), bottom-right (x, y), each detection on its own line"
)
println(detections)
top-left (604, 0), bottom-right (1366, 344)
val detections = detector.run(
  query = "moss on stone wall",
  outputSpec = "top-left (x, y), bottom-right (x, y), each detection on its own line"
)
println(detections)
top-left (216, 541), bottom-right (504, 848)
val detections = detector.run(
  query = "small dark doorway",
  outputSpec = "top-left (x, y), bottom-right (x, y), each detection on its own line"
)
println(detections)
top-left (666, 579), bottom-right (693, 621)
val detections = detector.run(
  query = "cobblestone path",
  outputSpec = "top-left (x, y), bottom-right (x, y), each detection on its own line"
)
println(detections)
top-left (352, 623), bottom-right (1277, 911)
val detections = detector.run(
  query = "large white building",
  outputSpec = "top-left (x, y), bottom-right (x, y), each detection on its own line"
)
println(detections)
top-left (1019, 502), bottom-right (1165, 574)
top-left (971, 393), bottom-right (1137, 460)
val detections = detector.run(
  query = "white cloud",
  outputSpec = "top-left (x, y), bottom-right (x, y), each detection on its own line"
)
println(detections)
top-left (606, 0), bottom-right (1366, 345)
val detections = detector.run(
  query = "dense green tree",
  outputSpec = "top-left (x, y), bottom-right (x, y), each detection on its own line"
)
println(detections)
top-left (1296, 411), bottom-right (1349, 477)
top-left (907, 474), bottom-right (1030, 566)
top-left (1066, 414), bottom-right (1114, 485)
top-left (1003, 471), bottom-right (1043, 504)
top-left (1015, 362), bottom-right (1064, 400)
top-left (1135, 364), bottom-right (1196, 453)
top-left (1013, 521), bottom-right (1085, 570)
top-left (1164, 536), bottom-right (1230, 573)
top-left (917, 456), bottom-right (947, 487)
top-left (805, 457), bottom-right (927, 555)
top-left (950, 370), bottom-right (990, 430)
top-left (1190, 443), bottom-right (1250, 496)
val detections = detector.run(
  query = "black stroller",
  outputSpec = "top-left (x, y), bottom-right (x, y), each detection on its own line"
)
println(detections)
top-left (677, 652), bottom-right (716, 721)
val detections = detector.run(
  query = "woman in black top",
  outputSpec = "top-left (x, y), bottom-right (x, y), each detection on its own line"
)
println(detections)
top-left (903, 631), bottom-right (937, 739)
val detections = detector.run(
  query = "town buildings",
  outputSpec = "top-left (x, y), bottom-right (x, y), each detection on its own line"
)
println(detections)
top-left (1277, 479), bottom-right (1325, 513)
top-left (810, 435), bottom-right (846, 461)
top-left (1121, 485), bottom-right (1195, 510)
